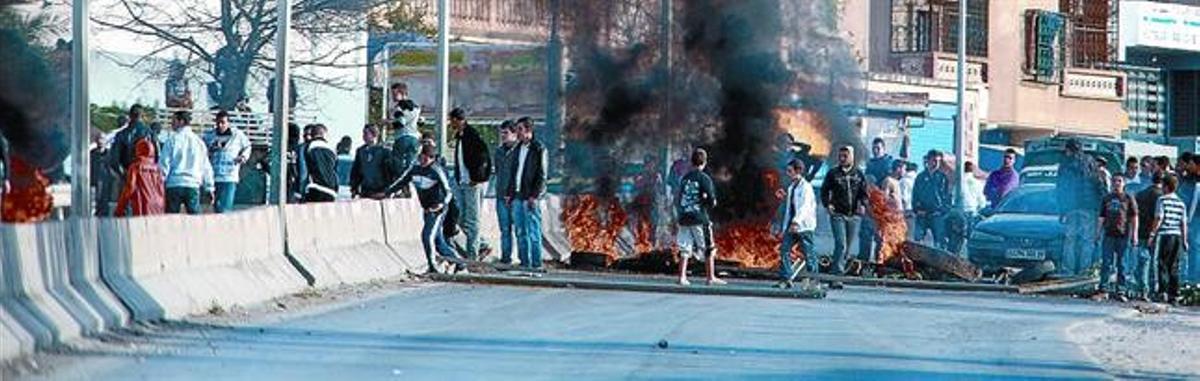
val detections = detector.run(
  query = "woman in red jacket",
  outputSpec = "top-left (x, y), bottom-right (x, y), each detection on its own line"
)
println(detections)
top-left (116, 138), bottom-right (165, 216)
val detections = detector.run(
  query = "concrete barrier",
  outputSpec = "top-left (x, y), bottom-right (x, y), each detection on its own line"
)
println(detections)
top-left (541, 196), bottom-right (572, 263)
top-left (0, 221), bottom-right (101, 356)
top-left (286, 201), bottom-right (408, 286)
top-left (380, 198), bottom-right (431, 272)
top-left (98, 208), bottom-right (307, 320)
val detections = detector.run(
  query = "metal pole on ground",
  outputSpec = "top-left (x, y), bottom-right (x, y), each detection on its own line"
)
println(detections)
top-left (269, 0), bottom-right (291, 206)
top-left (953, 0), bottom-right (967, 211)
top-left (436, 0), bottom-right (451, 153)
top-left (71, 0), bottom-right (91, 218)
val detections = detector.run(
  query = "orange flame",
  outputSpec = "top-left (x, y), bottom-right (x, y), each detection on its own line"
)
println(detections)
top-left (774, 108), bottom-right (832, 157)
top-left (714, 221), bottom-right (782, 269)
top-left (563, 195), bottom-right (628, 259)
top-left (867, 186), bottom-right (908, 264)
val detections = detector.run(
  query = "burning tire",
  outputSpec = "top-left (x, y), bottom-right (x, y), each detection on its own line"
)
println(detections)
top-left (1009, 260), bottom-right (1056, 285)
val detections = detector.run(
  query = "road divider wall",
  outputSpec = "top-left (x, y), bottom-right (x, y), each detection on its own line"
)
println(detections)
top-left (0, 219), bottom-right (126, 359)
top-left (285, 200), bottom-right (408, 286)
top-left (97, 208), bottom-right (306, 321)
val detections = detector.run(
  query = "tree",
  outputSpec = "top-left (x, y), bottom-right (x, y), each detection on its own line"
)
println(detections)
top-left (92, 0), bottom-right (428, 110)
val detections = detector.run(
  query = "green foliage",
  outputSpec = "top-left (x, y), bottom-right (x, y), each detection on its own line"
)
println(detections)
top-left (90, 103), bottom-right (159, 132)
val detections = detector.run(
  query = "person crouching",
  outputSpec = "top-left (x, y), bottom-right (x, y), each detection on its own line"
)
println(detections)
top-left (391, 143), bottom-right (465, 274)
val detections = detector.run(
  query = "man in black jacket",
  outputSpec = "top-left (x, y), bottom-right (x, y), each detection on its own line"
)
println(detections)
top-left (394, 142), bottom-right (464, 274)
top-left (109, 104), bottom-right (158, 215)
top-left (350, 124), bottom-right (392, 199)
top-left (820, 145), bottom-right (868, 276)
top-left (912, 150), bottom-right (952, 249)
top-left (303, 124), bottom-right (339, 203)
top-left (493, 120), bottom-right (520, 265)
top-left (450, 108), bottom-right (491, 260)
top-left (510, 117), bottom-right (547, 270)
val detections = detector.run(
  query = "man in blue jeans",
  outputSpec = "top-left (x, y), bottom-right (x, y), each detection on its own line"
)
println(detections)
top-left (1097, 175), bottom-right (1138, 301)
top-left (391, 143), bottom-right (464, 273)
top-left (203, 110), bottom-right (251, 213)
top-left (510, 117), bottom-right (547, 270)
top-left (776, 159), bottom-right (817, 288)
top-left (158, 111), bottom-right (214, 214)
top-left (912, 150), bottom-right (951, 249)
top-left (820, 145), bottom-right (867, 279)
top-left (1133, 172), bottom-right (1164, 300)
top-left (450, 108), bottom-right (492, 259)
top-left (493, 121), bottom-right (519, 265)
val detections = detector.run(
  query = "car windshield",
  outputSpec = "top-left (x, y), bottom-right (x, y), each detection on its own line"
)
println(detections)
top-left (996, 187), bottom-right (1057, 215)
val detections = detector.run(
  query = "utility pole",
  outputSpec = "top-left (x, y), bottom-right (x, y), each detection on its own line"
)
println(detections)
top-left (269, 0), bottom-right (291, 206)
top-left (546, 0), bottom-right (563, 176)
top-left (659, 0), bottom-right (672, 173)
top-left (953, 0), bottom-right (968, 212)
top-left (71, 0), bottom-right (91, 218)
top-left (381, 44), bottom-right (391, 124)
top-left (436, 0), bottom-right (451, 153)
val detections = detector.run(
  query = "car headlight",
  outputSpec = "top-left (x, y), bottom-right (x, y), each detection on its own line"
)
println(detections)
top-left (970, 231), bottom-right (1005, 243)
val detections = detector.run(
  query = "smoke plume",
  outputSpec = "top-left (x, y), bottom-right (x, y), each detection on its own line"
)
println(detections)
top-left (0, 30), bottom-right (70, 170)
top-left (563, 0), bottom-right (863, 222)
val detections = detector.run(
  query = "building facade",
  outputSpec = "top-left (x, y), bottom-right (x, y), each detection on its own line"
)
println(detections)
top-left (841, 0), bottom-right (1130, 148)
top-left (1119, 0), bottom-right (1200, 138)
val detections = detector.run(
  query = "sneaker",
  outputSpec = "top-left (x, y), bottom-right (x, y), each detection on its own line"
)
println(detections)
top-left (775, 281), bottom-right (793, 289)
top-left (678, 278), bottom-right (691, 286)
top-left (1113, 294), bottom-right (1130, 303)
top-left (707, 278), bottom-right (727, 286)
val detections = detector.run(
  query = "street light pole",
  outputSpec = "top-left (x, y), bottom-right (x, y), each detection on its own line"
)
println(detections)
top-left (436, 0), bottom-right (451, 153)
top-left (269, 0), bottom-right (291, 206)
top-left (71, 0), bottom-right (92, 218)
top-left (953, 0), bottom-right (968, 212)
top-left (546, 0), bottom-right (563, 176)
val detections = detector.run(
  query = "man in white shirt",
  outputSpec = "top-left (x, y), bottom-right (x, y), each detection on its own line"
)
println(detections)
top-left (159, 111), bottom-right (214, 214)
top-left (775, 159), bottom-right (817, 288)
top-left (962, 161), bottom-right (988, 215)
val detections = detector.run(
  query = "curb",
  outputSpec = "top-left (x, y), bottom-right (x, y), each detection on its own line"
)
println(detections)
top-left (428, 273), bottom-right (827, 299)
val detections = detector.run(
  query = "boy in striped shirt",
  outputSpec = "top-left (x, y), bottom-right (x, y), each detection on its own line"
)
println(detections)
top-left (1150, 174), bottom-right (1189, 304)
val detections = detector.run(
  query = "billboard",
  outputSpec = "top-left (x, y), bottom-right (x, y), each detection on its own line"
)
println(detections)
top-left (385, 44), bottom-right (548, 120)
top-left (1121, 1), bottom-right (1200, 53)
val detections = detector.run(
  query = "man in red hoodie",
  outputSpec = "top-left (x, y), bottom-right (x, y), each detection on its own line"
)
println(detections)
top-left (116, 138), bottom-right (165, 216)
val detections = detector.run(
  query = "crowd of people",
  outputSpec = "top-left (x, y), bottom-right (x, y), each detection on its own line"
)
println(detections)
top-left (765, 136), bottom-right (1197, 304)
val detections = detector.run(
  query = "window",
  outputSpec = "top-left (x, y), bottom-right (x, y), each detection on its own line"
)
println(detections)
top-left (891, 0), bottom-right (988, 57)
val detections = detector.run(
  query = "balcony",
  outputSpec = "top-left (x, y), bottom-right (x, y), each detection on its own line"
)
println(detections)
top-left (417, 0), bottom-right (550, 44)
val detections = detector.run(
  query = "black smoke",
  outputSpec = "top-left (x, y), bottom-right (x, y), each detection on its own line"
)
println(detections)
top-left (0, 30), bottom-right (70, 171)
top-left (563, 0), bottom-right (863, 222)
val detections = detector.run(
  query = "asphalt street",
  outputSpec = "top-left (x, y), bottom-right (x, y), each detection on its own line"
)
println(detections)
top-left (17, 281), bottom-right (1167, 380)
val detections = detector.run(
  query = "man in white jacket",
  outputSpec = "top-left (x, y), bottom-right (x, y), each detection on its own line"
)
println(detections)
top-left (159, 111), bottom-right (214, 214)
top-left (775, 159), bottom-right (817, 288)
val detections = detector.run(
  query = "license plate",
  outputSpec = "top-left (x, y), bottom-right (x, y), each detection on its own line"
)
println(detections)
top-left (1006, 248), bottom-right (1046, 260)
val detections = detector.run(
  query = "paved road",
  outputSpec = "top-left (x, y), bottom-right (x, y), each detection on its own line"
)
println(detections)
top-left (21, 284), bottom-right (1130, 380)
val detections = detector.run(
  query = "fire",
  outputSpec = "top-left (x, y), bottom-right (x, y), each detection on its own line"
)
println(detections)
top-left (562, 194), bottom-right (628, 259)
top-left (714, 221), bottom-right (781, 269)
top-left (774, 108), bottom-right (832, 157)
top-left (867, 186), bottom-right (908, 265)
top-left (633, 216), bottom-right (654, 253)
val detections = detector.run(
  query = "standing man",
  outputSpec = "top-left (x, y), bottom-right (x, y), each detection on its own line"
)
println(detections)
top-left (776, 159), bottom-right (817, 288)
top-left (820, 145), bottom-right (868, 276)
top-left (511, 117), bottom-right (547, 270)
top-left (302, 124), bottom-right (339, 203)
top-left (1123, 157), bottom-right (1144, 194)
top-left (203, 110), bottom-right (251, 213)
top-left (1097, 175), bottom-right (1138, 301)
top-left (390, 82), bottom-right (422, 130)
top-left (1057, 139), bottom-right (1106, 275)
top-left (450, 108), bottom-right (492, 260)
top-left (1134, 173), bottom-right (1164, 301)
top-left (675, 148), bottom-right (724, 286)
top-left (108, 106), bottom-right (155, 215)
top-left (1176, 152), bottom-right (1198, 283)
top-left (350, 125), bottom-right (392, 199)
top-left (1150, 174), bottom-right (1188, 304)
top-left (984, 148), bottom-right (1020, 208)
top-left (159, 111), bottom-right (214, 214)
top-left (912, 150), bottom-right (951, 250)
top-left (392, 143), bottom-right (463, 274)
top-left (859, 138), bottom-right (894, 265)
top-left (493, 121), bottom-right (520, 265)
